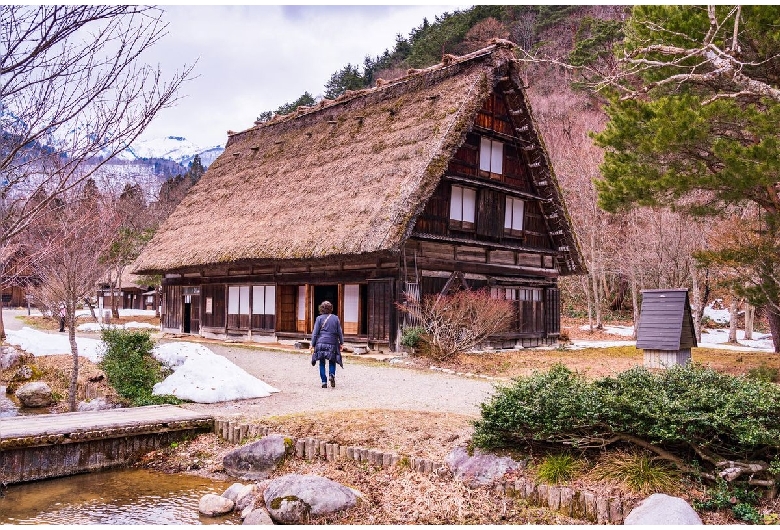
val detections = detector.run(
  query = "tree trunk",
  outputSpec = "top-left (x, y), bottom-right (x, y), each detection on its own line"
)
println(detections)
top-left (727, 299), bottom-right (739, 344)
top-left (630, 272), bottom-right (640, 340)
top-left (0, 301), bottom-right (5, 340)
top-left (84, 297), bottom-right (97, 321)
top-left (591, 268), bottom-right (603, 330)
top-left (767, 306), bottom-right (780, 353)
top-left (67, 303), bottom-right (79, 412)
top-left (111, 276), bottom-right (120, 319)
top-left (583, 275), bottom-right (593, 331)
top-left (744, 302), bottom-right (754, 340)
top-left (691, 269), bottom-right (702, 342)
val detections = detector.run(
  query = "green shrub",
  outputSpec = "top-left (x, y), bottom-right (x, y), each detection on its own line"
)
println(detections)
top-left (536, 453), bottom-right (582, 484)
top-left (591, 450), bottom-right (680, 495)
top-left (473, 364), bottom-right (780, 487)
top-left (694, 479), bottom-right (762, 523)
top-left (99, 329), bottom-right (180, 406)
top-left (400, 326), bottom-right (426, 349)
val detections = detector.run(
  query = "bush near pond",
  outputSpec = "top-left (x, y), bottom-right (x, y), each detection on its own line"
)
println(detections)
top-left (473, 364), bottom-right (780, 492)
top-left (99, 329), bottom-right (180, 406)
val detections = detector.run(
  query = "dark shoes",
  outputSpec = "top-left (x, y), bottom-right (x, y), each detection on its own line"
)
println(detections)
top-left (321, 383), bottom-right (327, 388)
top-left (329, 374), bottom-right (335, 388)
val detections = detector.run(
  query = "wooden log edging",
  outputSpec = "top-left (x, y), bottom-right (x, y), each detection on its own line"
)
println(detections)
top-left (213, 420), bottom-right (634, 524)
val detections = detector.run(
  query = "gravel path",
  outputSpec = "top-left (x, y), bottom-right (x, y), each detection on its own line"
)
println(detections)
top-left (174, 341), bottom-right (497, 420)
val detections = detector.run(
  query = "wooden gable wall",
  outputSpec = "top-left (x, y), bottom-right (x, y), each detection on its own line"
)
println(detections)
top-left (412, 87), bottom-right (554, 252)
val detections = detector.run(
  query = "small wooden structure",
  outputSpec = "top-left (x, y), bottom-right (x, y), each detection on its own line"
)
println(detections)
top-left (636, 289), bottom-right (697, 368)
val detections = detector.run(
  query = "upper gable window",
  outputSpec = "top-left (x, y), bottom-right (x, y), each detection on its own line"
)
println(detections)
top-left (479, 137), bottom-right (503, 176)
top-left (449, 184), bottom-right (476, 230)
top-left (504, 196), bottom-right (525, 236)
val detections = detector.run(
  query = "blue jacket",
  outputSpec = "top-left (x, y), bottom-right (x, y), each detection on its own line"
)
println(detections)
top-left (311, 313), bottom-right (344, 367)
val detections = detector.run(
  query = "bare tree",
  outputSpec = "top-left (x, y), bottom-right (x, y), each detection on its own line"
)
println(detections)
top-left (0, 6), bottom-right (191, 333)
top-left (28, 188), bottom-right (119, 411)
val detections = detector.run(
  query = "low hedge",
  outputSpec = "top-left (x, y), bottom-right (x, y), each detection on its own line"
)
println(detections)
top-left (473, 364), bottom-right (780, 484)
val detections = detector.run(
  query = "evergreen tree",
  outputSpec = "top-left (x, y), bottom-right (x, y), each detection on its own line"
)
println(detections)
top-left (323, 64), bottom-right (366, 99)
top-left (187, 154), bottom-right (205, 184)
top-left (593, 6), bottom-right (780, 351)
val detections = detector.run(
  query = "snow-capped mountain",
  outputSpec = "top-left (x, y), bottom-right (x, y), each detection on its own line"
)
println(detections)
top-left (119, 136), bottom-right (224, 168)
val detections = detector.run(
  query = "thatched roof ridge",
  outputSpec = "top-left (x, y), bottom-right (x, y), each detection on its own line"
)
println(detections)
top-left (133, 40), bottom-right (583, 275)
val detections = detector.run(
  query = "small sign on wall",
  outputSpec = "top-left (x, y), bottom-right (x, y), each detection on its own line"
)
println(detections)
top-left (205, 297), bottom-right (213, 314)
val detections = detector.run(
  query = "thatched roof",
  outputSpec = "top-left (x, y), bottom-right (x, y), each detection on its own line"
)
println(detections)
top-left (134, 40), bottom-right (583, 275)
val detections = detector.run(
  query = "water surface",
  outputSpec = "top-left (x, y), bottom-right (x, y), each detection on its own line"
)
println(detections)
top-left (0, 468), bottom-right (241, 525)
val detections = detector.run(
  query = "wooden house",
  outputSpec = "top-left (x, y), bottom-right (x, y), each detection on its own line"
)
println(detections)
top-left (96, 271), bottom-right (159, 312)
top-left (133, 40), bottom-right (585, 352)
top-left (636, 289), bottom-right (697, 368)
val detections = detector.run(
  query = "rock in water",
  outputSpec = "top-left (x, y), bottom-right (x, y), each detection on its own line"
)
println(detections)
top-left (15, 381), bottom-right (53, 408)
top-left (199, 493), bottom-right (235, 516)
top-left (263, 474), bottom-right (361, 524)
top-left (242, 508), bottom-right (274, 525)
top-left (624, 493), bottom-right (702, 525)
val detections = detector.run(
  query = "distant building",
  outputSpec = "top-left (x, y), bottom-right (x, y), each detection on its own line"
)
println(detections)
top-left (636, 289), bottom-right (698, 368)
top-left (134, 41), bottom-right (585, 352)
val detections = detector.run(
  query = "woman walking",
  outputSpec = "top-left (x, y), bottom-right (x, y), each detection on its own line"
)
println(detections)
top-left (310, 301), bottom-right (344, 388)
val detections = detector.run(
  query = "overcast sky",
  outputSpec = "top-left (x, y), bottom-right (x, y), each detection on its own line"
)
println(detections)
top-left (138, 5), bottom-right (471, 149)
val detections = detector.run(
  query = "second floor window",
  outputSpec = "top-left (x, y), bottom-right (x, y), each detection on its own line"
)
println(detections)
top-left (449, 185), bottom-right (476, 230)
top-left (479, 137), bottom-right (503, 176)
top-left (504, 196), bottom-right (525, 236)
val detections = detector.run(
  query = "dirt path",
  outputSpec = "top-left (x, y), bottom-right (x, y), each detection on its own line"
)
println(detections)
top-left (172, 341), bottom-right (497, 421)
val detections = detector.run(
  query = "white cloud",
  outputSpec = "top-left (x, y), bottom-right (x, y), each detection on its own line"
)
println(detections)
top-left (137, 5), bottom-right (471, 148)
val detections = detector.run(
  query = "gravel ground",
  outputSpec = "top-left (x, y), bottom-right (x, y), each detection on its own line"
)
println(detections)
top-left (168, 340), bottom-right (497, 421)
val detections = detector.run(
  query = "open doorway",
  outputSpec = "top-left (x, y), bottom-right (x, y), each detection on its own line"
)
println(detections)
top-left (313, 284), bottom-right (338, 323)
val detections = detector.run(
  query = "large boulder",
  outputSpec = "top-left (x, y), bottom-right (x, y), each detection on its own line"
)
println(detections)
top-left (15, 381), bottom-right (53, 408)
top-left (0, 347), bottom-right (26, 370)
top-left (223, 434), bottom-right (289, 480)
top-left (445, 446), bottom-right (525, 487)
top-left (198, 493), bottom-right (235, 516)
top-left (243, 508), bottom-right (274, 525)
top-left (263, 474), bottom-right (362, 524)
top-left (624, 493), bottom-right (702, 525)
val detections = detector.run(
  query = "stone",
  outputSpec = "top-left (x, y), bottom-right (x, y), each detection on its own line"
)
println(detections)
top-left (199, 493), bottom-right (235, 516)
top-left (223, 434), bottom-right (289, 480)
top-left (0, 348), bottom-right (25, 370)
top-left (445, 446), bottom-right (525, 487)
top-left (223, 482), bottom-right (258, 512)
top-left (263, 474), bottom-right (362, 524)
top-left (15, 381), bottom-right (53, 408)
top-left (77, 397), bottom-right (114, 411)
top-left (624, 493), bottom-right (702, 525)
top-left (243, 508), bottom-right (274, 525)
top-left (11, 365), bottom-right (33, 382)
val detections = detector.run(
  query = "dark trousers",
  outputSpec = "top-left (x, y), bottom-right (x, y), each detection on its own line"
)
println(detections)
top-left (59, 317), bottom-right (65, 332)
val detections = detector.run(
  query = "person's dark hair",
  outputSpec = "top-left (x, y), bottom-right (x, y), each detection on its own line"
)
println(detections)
top-left (319, 301), bottom-right (333, 314)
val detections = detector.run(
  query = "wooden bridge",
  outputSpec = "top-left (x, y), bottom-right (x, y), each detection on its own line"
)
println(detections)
top-left (0, 406), bottom-right (213, 484)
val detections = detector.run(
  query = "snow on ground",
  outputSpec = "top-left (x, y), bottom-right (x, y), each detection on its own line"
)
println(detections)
top-left (4, 328), bottom-right (278, 403)
top-left (575, 324), bottom-right (774, 352)
top-left (77, 322), bottom-right (159, 332)
top-left (152, 342), bottom-right (279, 403)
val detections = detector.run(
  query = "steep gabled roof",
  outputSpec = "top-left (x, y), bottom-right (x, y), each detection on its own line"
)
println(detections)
top-left (636, 289), bottom-right (698, 350)
top-left (134, 40), bottom-right (583, 276)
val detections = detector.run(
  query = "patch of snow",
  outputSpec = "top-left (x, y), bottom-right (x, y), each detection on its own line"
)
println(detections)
top-left (4, 328), bottom-right (278, 403)
top-left (77, 321), bottom-right (159, 332)
top-left (152, 342), bottom-right (279, 403)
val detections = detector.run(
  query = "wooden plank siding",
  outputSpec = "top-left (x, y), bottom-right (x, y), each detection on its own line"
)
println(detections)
top-left (636, 290), bottom-right (698, 350)
top-left (367, 280), bottom-right (393, 343)
top-left (162, 285), bottom-right (181, 330)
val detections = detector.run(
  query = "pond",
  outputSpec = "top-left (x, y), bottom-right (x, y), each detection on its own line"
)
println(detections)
top-left (0, 468), bottom-right (242, 525)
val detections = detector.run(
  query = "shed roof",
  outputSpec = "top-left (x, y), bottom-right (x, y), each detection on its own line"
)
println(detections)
top-left (133, 40), bottom-right (583, 276)
top-left (636, 289), bottom-right (698, 350)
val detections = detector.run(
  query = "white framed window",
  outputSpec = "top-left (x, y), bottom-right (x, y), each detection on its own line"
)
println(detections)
top-left (491, 287), bottom-right (518, 301)
top-left (449, 185), bottom-right (476, 229)
top-left (479, 137), bottom-right (503, 175)
top-left (297, 286), bottom-right (306, 321)
top-left (228, 285), bottom-right (250, 315)
top-left (252, 285), bottom-right (276, 316)
top-left (504, 196), bottom-right (525, 235)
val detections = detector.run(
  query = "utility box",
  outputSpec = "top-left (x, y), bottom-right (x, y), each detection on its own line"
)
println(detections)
top-left (636, 289), bottom-right (697, 368)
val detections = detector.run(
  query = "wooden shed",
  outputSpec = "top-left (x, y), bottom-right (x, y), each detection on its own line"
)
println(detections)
top-left (133, 40), bottom-right (586, 352)
top-left (636, 289), bottom-right (697, 368)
